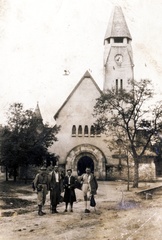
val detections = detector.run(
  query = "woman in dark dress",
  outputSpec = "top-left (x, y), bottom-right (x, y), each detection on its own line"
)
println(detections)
top-left (63, 169), bottom-right (76, 212)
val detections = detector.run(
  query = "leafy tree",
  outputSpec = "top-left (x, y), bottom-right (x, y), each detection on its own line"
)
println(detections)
top-left (1, 103), bottom-right (60, 182)
top-left (93, 79), bottom-right (162, 187)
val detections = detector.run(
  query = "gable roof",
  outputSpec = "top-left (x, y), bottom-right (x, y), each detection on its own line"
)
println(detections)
top-left (54, 70), bottom-right (102, 120)
top-left (104, 6), bottom-right (132, 42)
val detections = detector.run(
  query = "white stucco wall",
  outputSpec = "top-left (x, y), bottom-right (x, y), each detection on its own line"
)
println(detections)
top-left (104, 43), bottom-right (133, 91)
top-left (50, 75), bottom-right (111, 166)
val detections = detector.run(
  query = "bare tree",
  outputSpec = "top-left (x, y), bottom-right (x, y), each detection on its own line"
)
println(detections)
top-left (93, 79), bottom-right (162, 187)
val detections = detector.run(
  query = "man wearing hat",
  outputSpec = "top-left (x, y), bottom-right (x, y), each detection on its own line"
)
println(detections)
top-left (63, 169), bottom-right (76, 212)
top-left (33, 165), bottom-right (49, 216)
top-left (49, 165), bottom-right (62, 213)
top-left (79, 167), bottom-right (98, 213)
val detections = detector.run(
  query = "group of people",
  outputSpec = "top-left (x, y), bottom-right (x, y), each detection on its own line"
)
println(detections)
top-left (32, 165), bottom-right (98, 216)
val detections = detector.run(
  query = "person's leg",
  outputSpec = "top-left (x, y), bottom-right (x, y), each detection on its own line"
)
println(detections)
top-left (55, 186), bottom-right (60, 213)
top-left (52, 205), bottom-right (55, 213)
top-left (87, 190), bottom-right (91, 212)
top-left (50, 188), bottom-right (59, 213)
top-left (38, 205), bottom-right (43, 216)
top-left (84, 195), bottom-right (88, 210)
top-left (52, 204), bottom-right (58, 213)
top-left (64, 202), bottom-right (68, 212)
top-left (50, 190), bottom-right (57, 213)
top-left (70, 202), bottom-right (73, 212)
top-left (84, 192), bottom-right (90, 213)
top-left (37, 191), bottom-right (46, 215)
top-left (41, 189), bottom-right (46, 214)
top-left (50, 190), bottom-right (53, 212)
top-left (82, 184), bottom-right (88, 212)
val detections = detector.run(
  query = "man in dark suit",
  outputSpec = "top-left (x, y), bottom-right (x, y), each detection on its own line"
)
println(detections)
top-left (63, 169), bottom-right (76, 212)
top-left (49, 165), bottom-right (62, 213)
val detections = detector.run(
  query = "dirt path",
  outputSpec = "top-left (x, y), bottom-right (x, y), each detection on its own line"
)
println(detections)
top-left (1, 177), bottom-right (162, 240)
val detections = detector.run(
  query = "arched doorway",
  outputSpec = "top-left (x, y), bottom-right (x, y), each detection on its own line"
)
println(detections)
top-left (65, 144), bottom-right (106, 179)
top-left (77, 156), bottom-right (94, 176)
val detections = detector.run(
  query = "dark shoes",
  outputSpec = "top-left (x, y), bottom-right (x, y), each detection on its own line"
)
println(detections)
top-left (38, 211), bottom-right (43, 216)
top-left (38, 211), bottom-right (46, 216)
top-left (64, 209), bottom-right (73, 212)
top-left (85, 209), bottom-right (90, 213)
top-left (64, 209), bottom-right (67, 212)
top-left (52, 210), bottom-right (59, 214)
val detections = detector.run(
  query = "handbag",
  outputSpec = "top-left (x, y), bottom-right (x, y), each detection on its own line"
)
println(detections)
top-left (90, 194), bottom-right (96, 207)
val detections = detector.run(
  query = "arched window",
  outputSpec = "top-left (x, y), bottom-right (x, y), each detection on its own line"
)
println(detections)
top-left (120, 79), bottom-right (123, 90)
top-left (78, 125), bottom-right (82, 137)
top-left (72, 125), bottom-right (76, 137)
top-left (84, 125), bottom-right (88, 137)
top-left (90, 125), bottom-right (95, 137)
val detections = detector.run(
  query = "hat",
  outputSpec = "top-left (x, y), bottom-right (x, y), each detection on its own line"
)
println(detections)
top-left (40, 166), bottom-right (47, 171)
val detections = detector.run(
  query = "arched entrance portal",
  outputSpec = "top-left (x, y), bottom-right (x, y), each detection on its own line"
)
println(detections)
top-left (77, 156), bottom-right (94, 176)
top-left (66, 144), bottom-right (106, 179)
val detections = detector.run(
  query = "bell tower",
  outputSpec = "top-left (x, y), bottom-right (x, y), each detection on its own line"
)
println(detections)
top-left (103, 6), bottom-right (134, 92)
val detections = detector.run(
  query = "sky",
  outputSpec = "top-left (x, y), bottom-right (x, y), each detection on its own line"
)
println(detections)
top-left (0, 0), bottom-right (162, 125)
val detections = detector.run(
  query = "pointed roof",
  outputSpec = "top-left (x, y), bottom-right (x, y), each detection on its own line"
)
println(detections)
top-left (54, 70), bottom-right (102, 119)
top-left (34, 102), bottom-right (43, 120)
top-left (104, 6), bottom-right (132, 41)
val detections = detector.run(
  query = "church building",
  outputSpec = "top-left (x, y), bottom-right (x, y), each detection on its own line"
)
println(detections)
top-left (50, 6), bottom-right (156, 180)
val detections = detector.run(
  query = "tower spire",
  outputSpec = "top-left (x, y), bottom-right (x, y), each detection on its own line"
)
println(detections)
top-left (33, 102), bottom-right (43, 123)
top-left (104, 6), bottom-right (132, 44)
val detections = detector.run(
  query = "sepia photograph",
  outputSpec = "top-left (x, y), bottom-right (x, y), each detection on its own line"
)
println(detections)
top-left (1, 0), bottom-right (162, 239)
